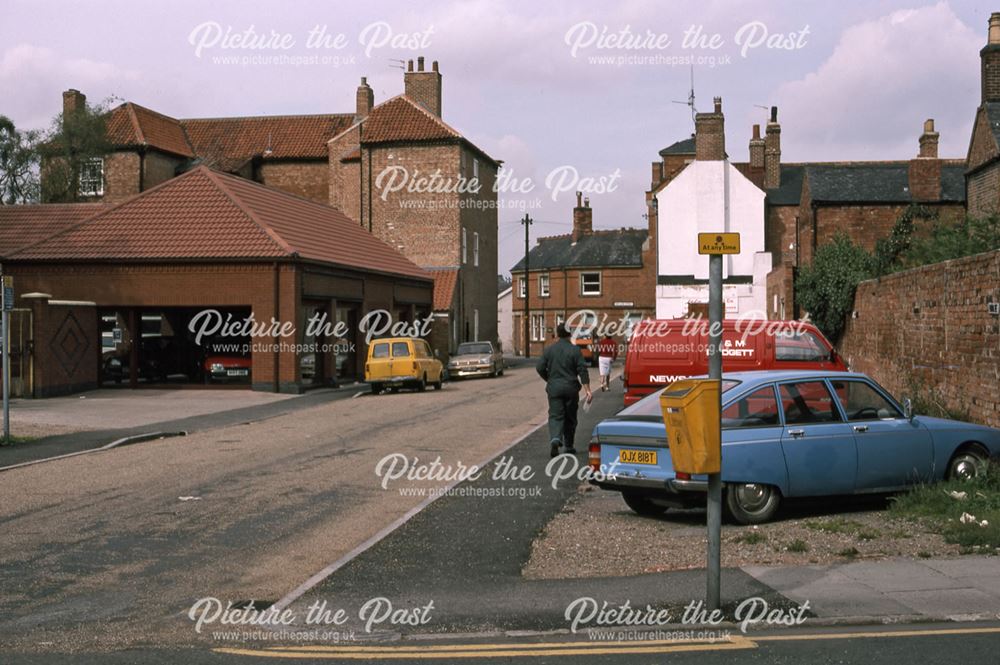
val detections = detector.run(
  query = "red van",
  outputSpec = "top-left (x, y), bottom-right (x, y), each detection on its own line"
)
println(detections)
top-left (622, 318), bottom-right (847, 406)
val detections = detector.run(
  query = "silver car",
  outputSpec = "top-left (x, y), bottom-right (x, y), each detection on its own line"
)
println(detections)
top-left (447, 341), bottom-right (503, 379)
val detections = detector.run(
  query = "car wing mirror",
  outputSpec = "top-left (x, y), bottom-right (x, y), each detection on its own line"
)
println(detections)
top-left (903, 397), bottom-right (914, 421)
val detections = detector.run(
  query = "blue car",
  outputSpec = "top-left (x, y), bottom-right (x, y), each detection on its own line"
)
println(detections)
top-left (590, 370), bottom-right (1000, 524)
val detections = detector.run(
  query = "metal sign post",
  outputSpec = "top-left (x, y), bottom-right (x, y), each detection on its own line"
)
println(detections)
top-left (697, 226), bottom-right (739, 611)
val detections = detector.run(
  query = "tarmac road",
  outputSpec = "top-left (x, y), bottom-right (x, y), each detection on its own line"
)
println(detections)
top-left (0, 365), bottom-right (554, 653)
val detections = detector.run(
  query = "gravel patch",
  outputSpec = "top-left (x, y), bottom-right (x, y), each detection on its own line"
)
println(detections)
top-left (523, 483), bottom-right (962, 580)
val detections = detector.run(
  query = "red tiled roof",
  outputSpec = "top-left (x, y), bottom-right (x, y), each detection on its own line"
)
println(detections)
top-left (106, 103), bottom-right (194, 158)
top-left (361, 95), bottom-right (461, 144)
top-left (0, 203), bottom-right (108, 257)
top-left (183, 114), bottom-right (354, 170)
top-left (9, 167), bottom-right (430, 281)
top-left (427, 268), bottom-right (459, 311)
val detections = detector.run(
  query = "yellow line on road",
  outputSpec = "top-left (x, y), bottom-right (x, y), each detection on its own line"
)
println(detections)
top-left (212, 625), bottom-right (1000, 660)
top-left (214, 635), bottom-right (756, 659)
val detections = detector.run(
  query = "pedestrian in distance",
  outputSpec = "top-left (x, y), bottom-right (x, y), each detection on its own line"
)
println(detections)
top-left (596, 333), bottom-right (617, 392)
top-left (536, 323), bottom-right (592, 458)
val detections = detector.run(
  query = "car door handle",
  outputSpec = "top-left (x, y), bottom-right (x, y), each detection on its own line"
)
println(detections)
top-left (853, 425), bottom-right (869, 433)
top-left (787, 429), bottom-right (805, 437)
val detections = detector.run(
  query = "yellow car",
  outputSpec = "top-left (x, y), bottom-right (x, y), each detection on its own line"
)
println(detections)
top-left (365, 337), bottom-right (444, 394)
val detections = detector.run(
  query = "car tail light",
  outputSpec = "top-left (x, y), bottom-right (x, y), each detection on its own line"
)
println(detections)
top-left (413, 361), bottom-right (418, 371)
top-left (588, 438), bottom-right (601, 472)
top-left (675, 471), bottom-right (691, 481)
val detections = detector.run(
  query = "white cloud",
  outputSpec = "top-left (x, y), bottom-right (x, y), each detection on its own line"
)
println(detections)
top-left (772, 3), bottom-right (979, 161)
top-left (0, 44), bottom-right (140, 129)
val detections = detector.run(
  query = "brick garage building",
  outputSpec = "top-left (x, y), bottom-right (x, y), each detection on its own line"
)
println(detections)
top-left (510, 193), bottom-right (655, 356)
top-left (5, 166), bottom-right (432, 396)
top-left (50, 57), bottom-right (499, 357)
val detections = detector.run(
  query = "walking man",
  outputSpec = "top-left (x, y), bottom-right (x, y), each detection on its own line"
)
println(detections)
top-left (536, 323), bottom-right (592, 457)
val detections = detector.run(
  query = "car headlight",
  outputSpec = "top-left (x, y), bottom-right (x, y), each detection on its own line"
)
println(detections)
top-left (479, 357), bottom-right (490, 364)
top-left (210, 363), bottom-right (224, 372)
top-left (108, 358), bottom-right (121, 367)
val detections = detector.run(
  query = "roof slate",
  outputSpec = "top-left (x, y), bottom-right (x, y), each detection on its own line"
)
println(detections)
top-left (510, 229), bottom-right (648, 272)
top-left (9, 167), bottom-right (430, 281)
top-left (106, 103), bottom-right (195, 158)
top-left (659, 136), bottom-right (695, 156)
top-left (427, 268), bottom-right (459, 311)
top-left (0, 203), bottom-right (108, 257)
top-left (805, 162), bottom-right (966, 204)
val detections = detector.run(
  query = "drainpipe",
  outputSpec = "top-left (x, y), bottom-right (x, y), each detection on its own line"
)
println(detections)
top-left (272, 262), bottom-right (280, 393)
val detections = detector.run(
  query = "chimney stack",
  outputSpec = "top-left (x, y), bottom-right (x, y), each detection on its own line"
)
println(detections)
top-left (404, 56), bottom-right (442, 116)
top-left (572, 191), bottom-right (593, 242)
top-left (748, 124), bottom-right (765, 169)
top-left (694, 96), bottom-right (725, 161)
top-left (764, 106), bottom-right (781, 189)
top-left (909, 119), bottom-right (942, 202)
top-left (355, 77), bottom-right (374, 122)
top-left (62, 89), bottom-right (86, 122)
top-left (982, 13), bottom-right (1000, 103)
top-left (918, 118), bottom-right (939, 158)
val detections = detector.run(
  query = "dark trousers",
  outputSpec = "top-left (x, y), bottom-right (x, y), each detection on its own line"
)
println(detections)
top-left (547, 391), bottom-right (580, 448)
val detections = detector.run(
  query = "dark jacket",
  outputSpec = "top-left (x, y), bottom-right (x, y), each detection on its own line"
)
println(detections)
top-left (536, 338), bottom-right (590, 397)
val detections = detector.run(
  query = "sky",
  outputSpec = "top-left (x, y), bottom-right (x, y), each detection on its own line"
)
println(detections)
top-left (1, 0), bottom-right (990, 274)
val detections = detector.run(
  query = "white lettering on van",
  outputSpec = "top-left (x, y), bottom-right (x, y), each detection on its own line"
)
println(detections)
top-left (649, 374), bottom-right (687, 384)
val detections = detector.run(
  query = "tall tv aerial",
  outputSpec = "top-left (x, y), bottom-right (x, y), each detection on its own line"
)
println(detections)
top-left (672, 65), bottom-right (697, 127)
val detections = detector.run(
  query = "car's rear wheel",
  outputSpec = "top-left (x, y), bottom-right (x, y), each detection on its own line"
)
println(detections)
top-left (433, 375), bottom-right (443, 390)
top-left (947, 445), bottom-right (988, 481)
top-left (417, 375), bottom-right (427, 392)
top-left (622, 492), bottom-right (668, 517)
top-left (725, 483), bottom-right (781, 525)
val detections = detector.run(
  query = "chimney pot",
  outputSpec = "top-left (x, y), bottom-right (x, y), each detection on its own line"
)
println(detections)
top-left (752, 124), bottom-right (761, 140)
top-left (924, 118), bottom-right (934, 133)
top-left (575, 191), bottom-right (582, 207)
top-left (918, 118), bottom-right (940, 159)
top-left (432, 60), bottom-right (439, 72)
top-left (407, 59), bottom-right (414, 72)
top-left (584, 196), bottom-right (590, 208)
top-left (764, 108), bottom-right (782, 189)
top-left (991, 13), bottom-right (1000, 44)
top-left (417, 56), bottom-right (425, 71)
top-left (713, 96), bottom-right (722, 113)
top-left (770, 106), bottom-right (778, 123)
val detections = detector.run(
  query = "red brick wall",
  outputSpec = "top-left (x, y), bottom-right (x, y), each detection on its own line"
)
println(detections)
top-left (143, 151), bottom-right (184, 191)
top-left (22, 298), bottom-right (99, 397)
top-left (968, 165), bottom-right (1000, 218)
top-left (101, 151), bottom-right (141, 203)
top-left (259, 160), bottom-right (329, 204)
top-left (839, 249), bottom-right (1000, 428)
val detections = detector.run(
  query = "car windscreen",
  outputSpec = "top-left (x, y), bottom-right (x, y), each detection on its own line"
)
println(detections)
top-left (619, 379), bottom-right (741, 417)
top-left (457, 343), bottom-right (491, 355)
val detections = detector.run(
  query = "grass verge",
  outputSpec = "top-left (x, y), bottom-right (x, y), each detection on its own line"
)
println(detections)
top-left (890, 462), bottom-right (1000, 554)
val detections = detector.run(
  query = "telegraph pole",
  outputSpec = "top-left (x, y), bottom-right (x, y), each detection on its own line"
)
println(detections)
top-left (521, 214), bottom-right (533, 358)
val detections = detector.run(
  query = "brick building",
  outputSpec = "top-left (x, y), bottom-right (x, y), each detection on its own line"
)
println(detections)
top-left (967, 12), bottom-right (1000, 218)
top-left (509, 193), bottom-right (655, 356)
top-left (4, 166), bottom-right (432, 395)
top-left (649, 105), bottom-right (966, 321)
top-left (47, 58), bottom-right (498, 357)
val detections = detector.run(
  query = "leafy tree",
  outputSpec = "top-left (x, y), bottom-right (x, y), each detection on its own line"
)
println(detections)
top-left (898, 214), bottom-right (1000, 268)
top-left (795, 234), bottom-right (875, 342)
top-left (39, 99), bottom-right (111, 202)
top-left (0, 116), bottom-right (40, 204)
top-left (871, 205), bottom-right (935, 276)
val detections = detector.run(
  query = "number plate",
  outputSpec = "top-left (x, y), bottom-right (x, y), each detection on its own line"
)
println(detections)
top-left (619, 449), bottom-right (657, 465)
top-left (227, 369), bottom-right (248, 376)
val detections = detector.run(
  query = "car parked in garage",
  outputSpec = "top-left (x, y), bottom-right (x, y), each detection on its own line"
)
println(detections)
top-left (447, 341), bottom-right (503, 379)
top-left (589, 370), bottom-right (1000, 524)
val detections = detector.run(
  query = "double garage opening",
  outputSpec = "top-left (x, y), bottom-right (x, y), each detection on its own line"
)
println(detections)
top-left (96, 305), bottom-right (359, 389)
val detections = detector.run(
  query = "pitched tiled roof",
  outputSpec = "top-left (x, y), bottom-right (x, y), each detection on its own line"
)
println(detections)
top-left (766, 164), bottom-right (805, 206)
top-left (805, 161), bottom-right (966, 204)
top-left (106, 103), bottom-right (194, 158)
top-left (659, 136), bottom-right (695, 156)
top-left (0, 203), bottom-right (108, 257)
top-left (183, 114), bottom-right (354, 170)
top-left (510, 229), bottom-right (648, 272)
top-left (9, 167), bottom-right (430, 281)
top-left (362, 95), bottom-right (461, 144)
top-left (427, 268), bottom-right (459, 311)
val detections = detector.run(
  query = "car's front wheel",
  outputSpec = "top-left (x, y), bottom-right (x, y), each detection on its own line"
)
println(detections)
top-left (725, 483), bottom-right (781, 525)
top-left (417, 375), bottom-right (427, 392)
top-left (622, 491), bottom-right (668, 517)
top-left (947, 445), bottom-right (988, 481)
